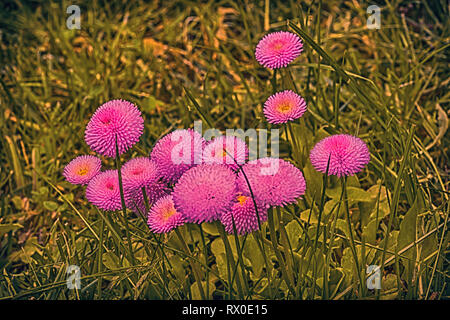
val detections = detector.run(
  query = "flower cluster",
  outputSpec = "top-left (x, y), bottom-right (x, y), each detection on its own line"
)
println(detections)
top-left (63, 30), bottom-right (371, 237)
top-left (63, 99), bottom-right (307, 234)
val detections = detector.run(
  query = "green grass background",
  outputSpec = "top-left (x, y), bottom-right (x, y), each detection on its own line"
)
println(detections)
top-left (0, 0), bottom-right (448, 299)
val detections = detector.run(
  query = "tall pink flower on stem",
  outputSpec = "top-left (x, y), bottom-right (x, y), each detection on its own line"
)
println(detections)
top-left (86, 170), bottom-right (123, 211)
top-left (85, 99), bottom-right (144, 158)
top-left (122, 157), bottom-right (168, 214)
top-left (151, 129), bottom-right (205, 184)
top-left (310, 135), bottom-right (370, 283)
top-left (202, 135), bottom-right (249, 171)
top-left (263, 90), bottom-right (307, 124)
top-left (147, 195), bottom-right (185, 233)
top-left (63, 155), bottom-right (101, 185)
top-left (255, 31), bottom-right (303, 69)
top-left (309, 134), bottom-right (370, 177)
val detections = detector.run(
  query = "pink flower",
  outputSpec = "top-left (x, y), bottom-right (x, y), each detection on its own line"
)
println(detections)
top-left (221, 194), bottom-right (267, 235)
top-left (151, 129), bottom-right (205, 184)
top-left (147, 195), bottom-right (185, 233)
top-left (85, 99), bottom-right (144, 158)
top-left (309, 134), bottom-right (370, 177)
top-left (86, 170), bottom-right (123, 211)
top-left (173, 164), bottom-right (237, 223)
top-left (63, 155), bottom-right (101, 185)
top-left (255, 31), bottom-right (303, 69)
top-left (237, 158), bottom-right (306, 208)
top-left (122, 157), bottom-right (168, 214)
top-left (263, 90), bottom-right (307, 124)
top-left (202, 136), bottom-right (249, 171)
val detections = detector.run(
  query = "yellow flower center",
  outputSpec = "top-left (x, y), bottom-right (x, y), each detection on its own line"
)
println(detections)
top-left (162, 207), bottom-right (177, 222)
top-left (77, 168), bottom-right (89, 176)
top-left (278, 102), bottom-right (292, 113)
top-left (237, 195), bottom-right (248, 205)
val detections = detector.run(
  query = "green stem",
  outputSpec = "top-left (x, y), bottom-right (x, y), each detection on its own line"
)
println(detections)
top-left (303, 157), bottom-right (330, 293)
top-left (267, 209), bottom-right (296, 297)
top-left (142, 187), bottom-right (150, 213)
top-left (333, 75), bottom-right (341, 129)
top-left (115, 136), bottom-right (136, 266)
top-left (286, 68), bottom-right (299, 93)
top-left (252, 231), bottom-right (274, 297)
top-left (198, 225), bottom-right (210, 300)
top-left (324, 185), bottom-right (345, 299)
top-left (287, 122), bottom-right (301, 165)
top-left (175, 228), bottom-right (206, 299)
top-left (341, 177), bottom-right (364, 296)
top-left (271, 69), bottom-right (278, 93)
top-left (237, 167), bottom-right (274, 297)
top-left (217, 222), bottom-right (244, 299)
top-left (97, 218), bottom-right (104, 299)
top-left (276, 208), bottom-right (297, 288)
top-left (228, 215), bottom-right (250, 297)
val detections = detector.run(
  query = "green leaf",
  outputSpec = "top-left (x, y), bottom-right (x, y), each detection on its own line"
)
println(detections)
top-left (102, 252), bottom-right (130, 270)
top-left (201, 222), bottom-right (219, 236)
top-left (0, 223), bottom-right (23, 236)
top-left (397, 197), bottom-right (420, 280)
top-left (299, 209), bottom-right (318, 224)
top-left (284, 220), bottom-right (302, 250)
top-left (210, 239), bottom-right (229, 280)
top-left (211, 236), bottom-right (250, 282)
top-left (335, 219), bottom-right (350, 240)
top-left (11, 196), bottom-right (23, 210)
top-left (102, 252), bottom-right (120, 270)
top-left (362, 218), bottom-right (378, 245)
top-left (43, 200), bottom-right (58, 211)
top-left (242, 236), bottom-right (265, 279)
top-left (326, 186), bottom-right (372, 203)
top-left (303, 160), bottom-right (323, 203)
top-left (9, 237), bottom-right (41, 264)
top-left (420, 232), bottom-right (438, 261)
top-left (380, 274), bottom-right (399, 300)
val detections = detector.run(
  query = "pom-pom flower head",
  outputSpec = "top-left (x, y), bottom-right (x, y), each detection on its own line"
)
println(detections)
top-left (255, 31), bottom-right (303, 69)
top-left (147, 195), bottom-right (185, 233)
top-left (151, 129), bottom-right (205, 184)
top-left (85, 99), bottom-right (144, 158)
top-left (86, 170), bottom-right (123, 211)
top-left (203, 135), bottom-right (249, 171)
top-left (173, 164), bottom-right (237, 224)
top-left (309, 134), bottom-right (370, 177)
top-left (237, 158), bottom-right (306, 208)
top-left (221, 194), bottom-right (268, 235)
top-left (263, 90), bottom-right (307, 124)
top-left (63, 155), bottom-right (101, 185)
top-left (122, 157), bottom-right (168, 214)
